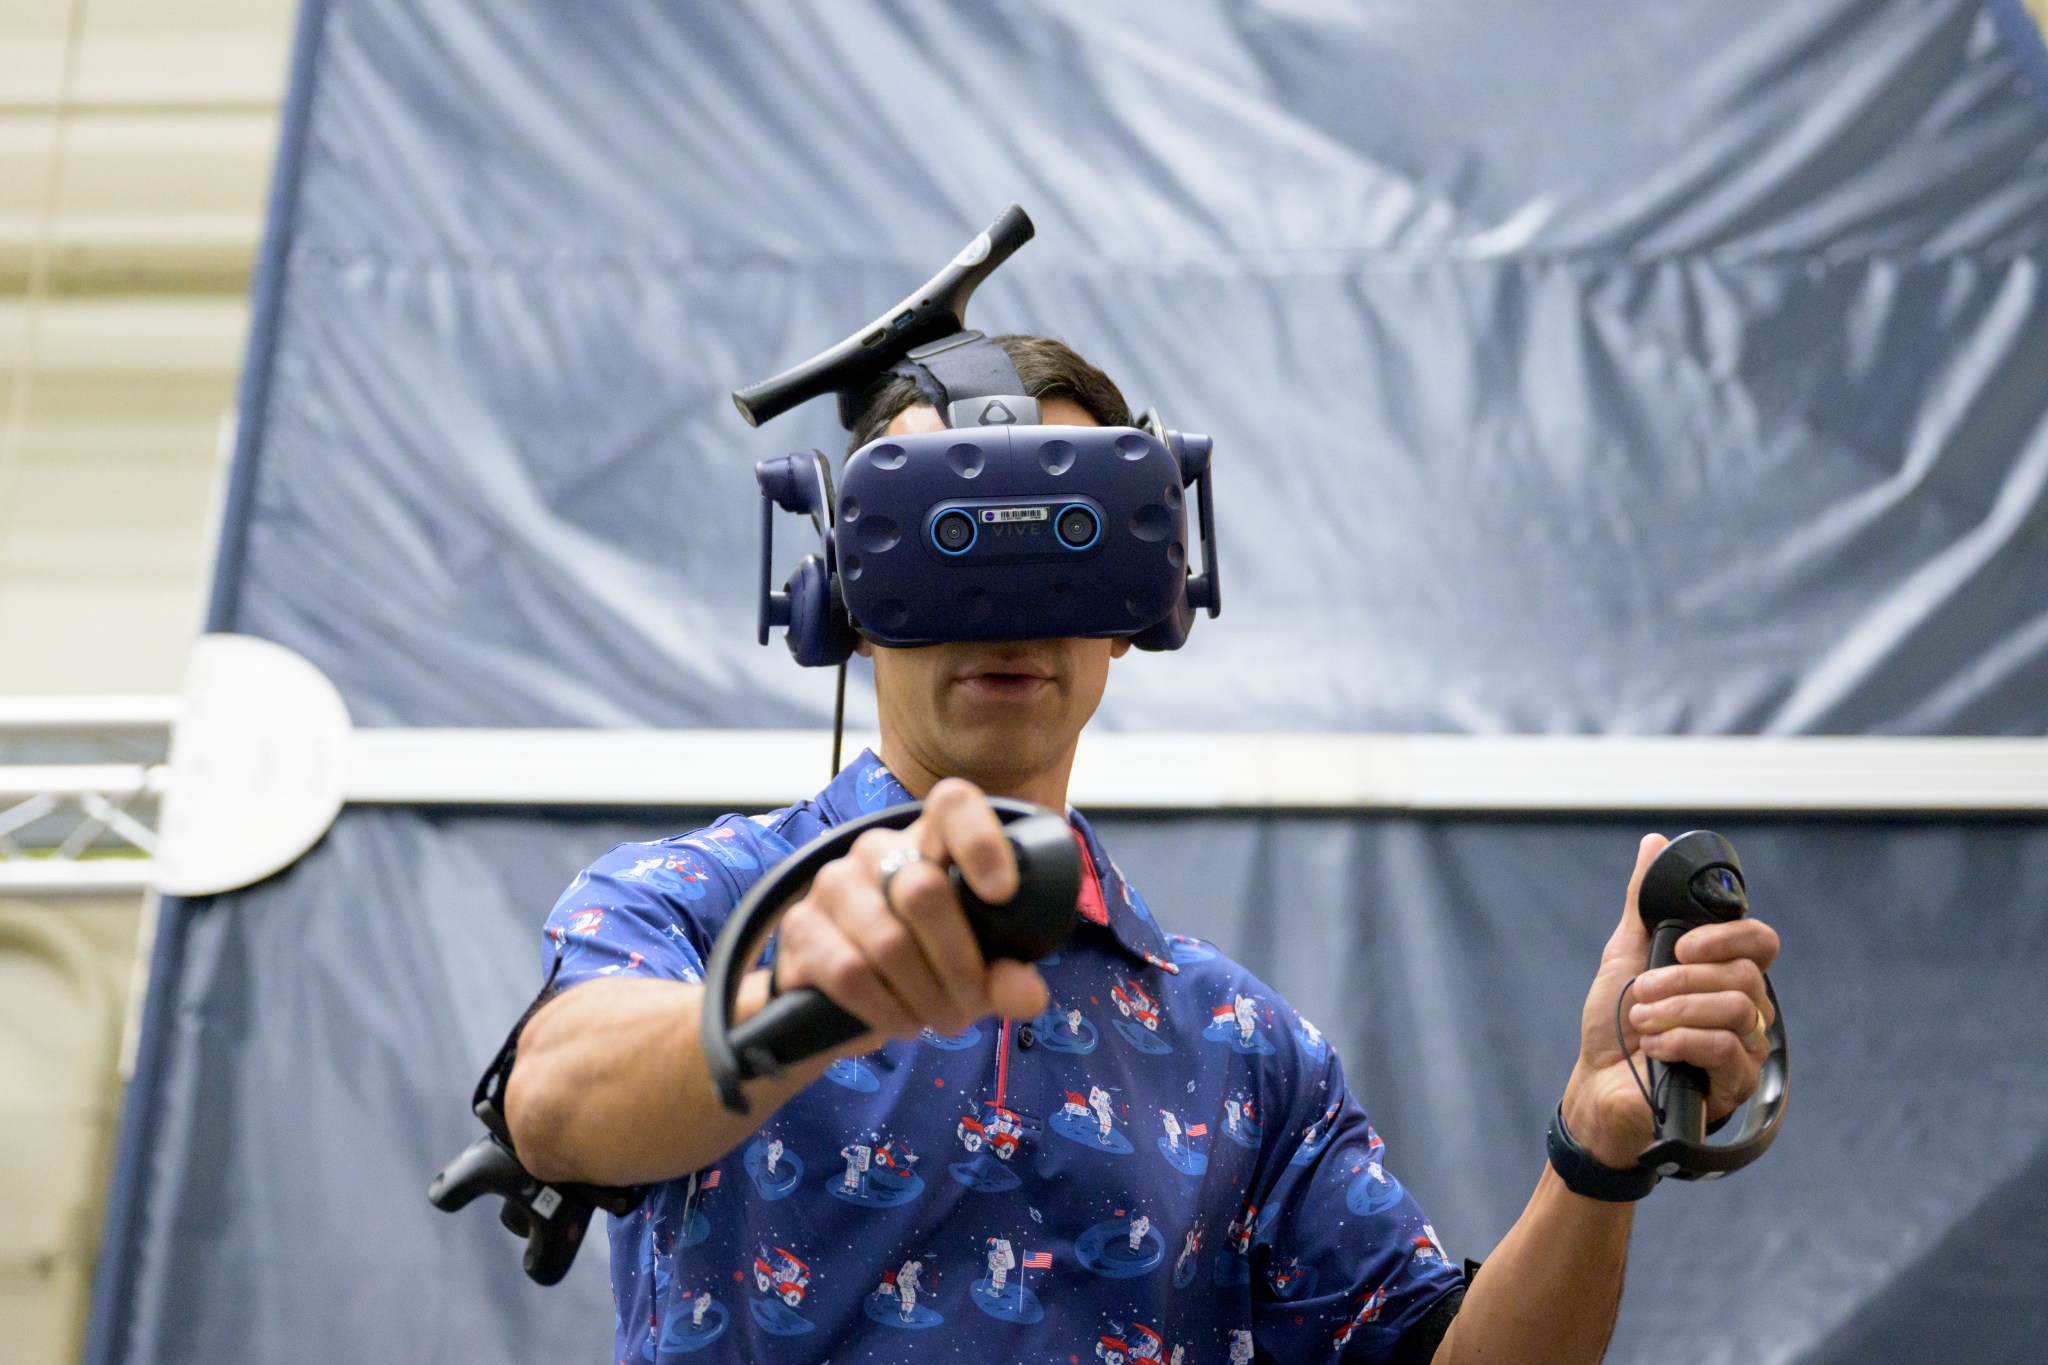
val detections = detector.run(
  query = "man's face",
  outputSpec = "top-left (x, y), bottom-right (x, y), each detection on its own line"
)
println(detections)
top-left (861, 397), bottom-right (1131, 791)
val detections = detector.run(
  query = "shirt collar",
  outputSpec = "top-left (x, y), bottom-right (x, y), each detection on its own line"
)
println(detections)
top-left (816, 748), bottom-right (916, 822)
top-left (1065, 805), bottom-right (1175, 973)
top-left (817, 750), bottom-right (1172, 973)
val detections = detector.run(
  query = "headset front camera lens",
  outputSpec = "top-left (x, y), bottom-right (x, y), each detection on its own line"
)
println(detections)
top-left (1056, 505), bottom-right (1099, 549)
top-left (934, 510), bottom-right (977, 555)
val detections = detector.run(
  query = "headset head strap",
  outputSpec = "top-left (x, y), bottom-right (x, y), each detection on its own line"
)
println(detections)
top-left (884, 330), bottom-right (1041, 429)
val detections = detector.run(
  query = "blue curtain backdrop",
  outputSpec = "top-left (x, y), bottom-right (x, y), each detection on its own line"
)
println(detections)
top-left (91, 2), bottom-right (2048, 1363)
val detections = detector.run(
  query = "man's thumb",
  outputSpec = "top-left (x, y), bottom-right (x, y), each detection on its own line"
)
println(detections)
top-left (1606, 832), bottom-right (1669, 961)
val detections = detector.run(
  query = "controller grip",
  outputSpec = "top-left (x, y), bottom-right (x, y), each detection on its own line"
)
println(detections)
top-left (427, 1133), bottom-right (526, 1213)
top-left (523, 1213), bottom-right (588, 1287)
top-left (726, 988), bottom-right (870, 1076)
top-left (1647, 922), bottom-right (1709, 1144)
top-left (723, 814), bottom-right (1081, 1076)
top-left (427, 1131), bottom-right (625, 1286)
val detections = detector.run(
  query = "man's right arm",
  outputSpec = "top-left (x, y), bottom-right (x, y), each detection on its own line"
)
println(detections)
top-left (506, 779), bottom-right (1050, 1187)
top-left (505, 967), bottom-right (849, 1186)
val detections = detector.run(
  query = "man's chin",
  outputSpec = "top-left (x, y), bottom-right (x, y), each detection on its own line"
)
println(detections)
top-left (930, 713), bottom-right (1070, 783)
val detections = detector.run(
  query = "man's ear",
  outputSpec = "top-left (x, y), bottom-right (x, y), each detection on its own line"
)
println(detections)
top-left (855, 638), bottom-right (874, 659)
top-left (1110, 637), bottom-right (1134, 659)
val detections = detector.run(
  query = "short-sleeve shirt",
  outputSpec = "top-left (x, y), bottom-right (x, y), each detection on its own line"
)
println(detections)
top-left (540, 750), bottom-right (1460, 1363)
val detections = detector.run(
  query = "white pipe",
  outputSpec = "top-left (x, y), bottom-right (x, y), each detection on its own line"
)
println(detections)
top-left (346, 728), bottom-right (2048, 813)
top-left (0, 862), bottom-right (155, 894)
top-left (0, 697), bottom-right (181, 729)
top-left (0, 766), bottom-right (160, 800)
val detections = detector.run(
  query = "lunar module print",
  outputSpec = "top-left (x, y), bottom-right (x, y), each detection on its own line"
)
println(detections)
top-left (1095, 1319), bottom-right (1165, 1364)
top-left (747, 1245), bottom-right (817, 1337)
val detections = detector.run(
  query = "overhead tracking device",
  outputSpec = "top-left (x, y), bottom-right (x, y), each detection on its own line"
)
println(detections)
top-left (735, 203), bottom-right (1220, 670)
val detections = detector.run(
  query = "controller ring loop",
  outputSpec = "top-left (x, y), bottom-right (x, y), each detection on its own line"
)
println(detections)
top-left (700, 797), bottom-right (1067, 1115)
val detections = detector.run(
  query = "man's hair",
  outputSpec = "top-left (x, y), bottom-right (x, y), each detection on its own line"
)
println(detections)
top-left (845, 333), bottom-right (1132, 454)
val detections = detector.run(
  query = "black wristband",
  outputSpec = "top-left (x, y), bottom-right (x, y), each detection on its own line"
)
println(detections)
top-left (1546, 1105), bottom-right (1659, 1202)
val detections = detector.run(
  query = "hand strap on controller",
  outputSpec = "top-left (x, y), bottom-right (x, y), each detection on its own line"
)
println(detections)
top-left (1546, 1104), bottom-right (1661, 1202)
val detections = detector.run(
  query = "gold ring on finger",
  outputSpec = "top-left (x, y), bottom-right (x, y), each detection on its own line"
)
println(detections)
top-left (1741, 1004), bottom-right (1767, 1049)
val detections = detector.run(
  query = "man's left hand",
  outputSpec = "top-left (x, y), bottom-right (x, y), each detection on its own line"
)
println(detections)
top-left (1561, 833), bottom-right (1781, 1171)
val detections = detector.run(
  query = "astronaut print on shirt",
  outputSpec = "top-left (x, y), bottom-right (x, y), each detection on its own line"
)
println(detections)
top-left (542, 750), bottom-right (1461, 1364)
top-left (743, 1131), bottom-right (802, 1201)
top-left (864, 1253), bottom-right (944, 1330)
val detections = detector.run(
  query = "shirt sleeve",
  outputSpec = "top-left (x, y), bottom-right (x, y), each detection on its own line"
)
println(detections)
top-left (1248, 1036), bottom-right (1464, 1363)
top-left (540, 826), bottom-right (755, 991)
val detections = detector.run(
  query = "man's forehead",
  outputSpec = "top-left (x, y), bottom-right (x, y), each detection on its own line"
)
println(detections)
top-left (883, 403), bottom-right (948, 437)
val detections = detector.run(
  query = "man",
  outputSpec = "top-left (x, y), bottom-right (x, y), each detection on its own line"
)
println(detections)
top-left (505, 336), bottom-right (1781, 1361)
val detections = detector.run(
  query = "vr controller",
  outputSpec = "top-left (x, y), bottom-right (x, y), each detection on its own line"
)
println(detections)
top-left (426, 970), bottom-right (646, 1285)
top-left (1632, 831), bottom-right (1788, 1180)
top-left (701, 798), bottom-right (1082, 1113)
top-left (735, 204), bottom-right (1220, 665)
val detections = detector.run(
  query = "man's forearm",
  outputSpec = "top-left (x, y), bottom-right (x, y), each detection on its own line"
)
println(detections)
top-left (504, 971), bottom-right (850, 1186)
top-left (1432, 1165), bottom-right (1632, 1365)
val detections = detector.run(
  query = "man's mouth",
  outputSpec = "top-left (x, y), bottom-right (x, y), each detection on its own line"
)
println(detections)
top-left (956, 658), bottom-right (1056, 701)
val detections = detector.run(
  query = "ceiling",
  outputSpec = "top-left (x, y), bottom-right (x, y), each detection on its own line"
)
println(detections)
top-left (0, 0), bottom-right (293, 695)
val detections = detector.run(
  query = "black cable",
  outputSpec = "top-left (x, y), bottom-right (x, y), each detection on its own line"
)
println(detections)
top-left (1615, 975), bottom-right (1663, 1126)
top-left (831, 660), bottom-right (847, 776)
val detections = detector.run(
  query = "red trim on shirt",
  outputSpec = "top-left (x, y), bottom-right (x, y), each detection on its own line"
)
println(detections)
top-left (995, 1019), bottom-right (1011, 1106)
top-left (1072, 830), bottom-right (1109, 926)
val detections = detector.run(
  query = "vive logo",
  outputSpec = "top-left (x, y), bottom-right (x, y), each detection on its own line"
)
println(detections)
top-left (977, 399), bottom-right (1017, 425)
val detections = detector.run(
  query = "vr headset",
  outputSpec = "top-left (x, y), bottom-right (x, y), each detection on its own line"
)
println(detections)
top-left (732, 204), bottom-right (1220, 667)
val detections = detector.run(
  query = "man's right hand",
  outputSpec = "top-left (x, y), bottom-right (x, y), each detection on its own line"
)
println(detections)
top-left (768, 777), bottom-right (1053, 1042)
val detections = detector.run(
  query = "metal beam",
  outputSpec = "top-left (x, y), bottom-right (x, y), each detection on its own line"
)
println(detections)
top-left (347, 729), bottom-right (2048, 814)
top-left (12, 663), bottom-right (2048, 900)
top-left (0, 697), bottom-right (182, 730)
top-left (0, 765), bottom-right (160, 799)
top-left (0, 859), bottom-right (153, 893)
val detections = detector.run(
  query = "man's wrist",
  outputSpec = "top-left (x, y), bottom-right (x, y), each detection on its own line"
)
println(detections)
top-left (1559, 1066), bottom-right (1639, 1170)
top-left (1546, 1105), bottom-right (1658, 1202)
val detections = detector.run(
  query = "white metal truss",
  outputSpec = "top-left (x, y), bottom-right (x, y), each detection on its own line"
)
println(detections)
top-left (4, 635), bottom-right (2048, 897)
top-left (0, 700), bottom-right (173, 894)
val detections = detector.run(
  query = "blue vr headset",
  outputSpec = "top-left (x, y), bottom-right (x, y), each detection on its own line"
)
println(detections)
top-left (731, 204), bottom-right (1220, 666)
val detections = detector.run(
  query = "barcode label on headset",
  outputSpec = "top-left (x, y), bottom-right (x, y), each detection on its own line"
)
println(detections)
top-left (981, 506), bottom-right (1049, 524)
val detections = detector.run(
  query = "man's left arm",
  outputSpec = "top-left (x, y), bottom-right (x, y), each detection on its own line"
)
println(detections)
top-left (1431, 833), bottom-right (1781, 1364)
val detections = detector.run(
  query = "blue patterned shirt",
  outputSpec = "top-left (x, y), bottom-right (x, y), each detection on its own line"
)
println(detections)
top-left (541, 750), bottom-right (1460, 1363)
